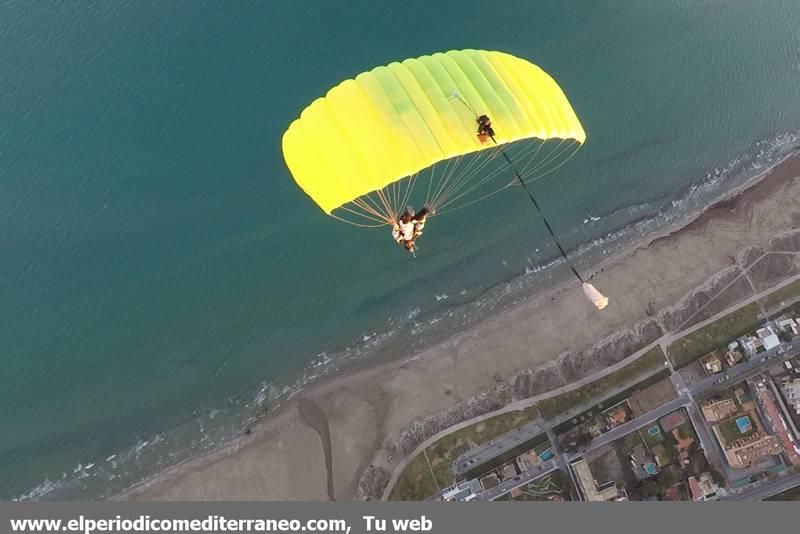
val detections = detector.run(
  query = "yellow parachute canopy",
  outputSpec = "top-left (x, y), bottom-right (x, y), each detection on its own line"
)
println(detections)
top-left (282, 49), bottom-right (585, 221)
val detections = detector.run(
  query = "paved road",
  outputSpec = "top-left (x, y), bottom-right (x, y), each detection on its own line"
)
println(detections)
top-left (663, 272), bottom-right (800, 352)
top-left (691, 341), bottom-right (799, 400)
top-left (721, 472), bottom-right (800, 501)
top-left (561, 340), bottom-right (800, 465)
top-left (766, 375), bottom-right (800, 439)
top-left (475, 460), bottom-right (558, 501)
top-left (566, 396), bottom-right (689, 459)
top-left (453, 419), bottom-right (545, 477)
top-left (545, 426), bottom-right (578, 499)
top-left (456, 339), bottom-right (800, 493)
top-left (453, 366), bottom-right (668, 478)
top-left (683, 401), bottom-right (749, 483)
top-left (676, 340), bottom-right (800, 483)
top-left (384, 272), bottom-right (800, 499)
top-left (679, 339), bottom-right (798, 481)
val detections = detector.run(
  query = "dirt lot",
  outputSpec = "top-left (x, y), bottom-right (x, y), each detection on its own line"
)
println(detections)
top-left (678, 360), bottom-right (708, 387)
top-left (628, 377), bottom-right (678, 417)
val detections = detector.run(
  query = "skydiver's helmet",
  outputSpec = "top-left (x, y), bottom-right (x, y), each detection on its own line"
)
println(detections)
top-left (400, 207), bottom-right (415, 223)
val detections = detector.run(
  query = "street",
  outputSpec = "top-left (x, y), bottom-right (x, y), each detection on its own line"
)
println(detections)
top-left (444, 328), bottom-right (800, 502)
top-left (566, 396), bottom-right (690, 460)
top-left (721, 472), bottom-right (800, 501)
top-left (453, 419), bottom-right (545, 477)
top-left (477, 460), bottom-right (558, 501)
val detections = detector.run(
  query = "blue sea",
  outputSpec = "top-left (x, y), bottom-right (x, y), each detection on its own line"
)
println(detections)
top-left (2, 0), bottom-right (800, 500)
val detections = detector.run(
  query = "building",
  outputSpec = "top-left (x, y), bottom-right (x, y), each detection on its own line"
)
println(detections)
top-left (757, 327), bottom-right (780, 351)
top-left (777, 318), bottom-right (800, 337)
top-left (500, 464), bottom-right (517, 481)
top-left (782, 378), bottom-right (800, 415)
top-left (702, 399), bottom-right (738, 422)
top-left (571, 459), bottom-right (623, 502)
top-left (688, 473), bottom-right (720, 501)
top-left (754, 383), bottom-right (800, 465)
top-left (700, 352), bottom-right (723, 375)
top-left (728, 435), bottom-right (782, 468)
top-left (710, 404), bottom-right (783, 468)
top-left (740, 335), bottom-right (764, 356)
top-left (725, 349), bottom-right (744, 366)
top-left (734, 387), bottom-right (751, 405)
top-left (515, 450), bottom-right (542, 473)
top-left (479, 473), bottom-right (500, 491)
top-left (605, 403), bottom-right (629, 427)
top-left (440, 481), bottom-right (478, 502)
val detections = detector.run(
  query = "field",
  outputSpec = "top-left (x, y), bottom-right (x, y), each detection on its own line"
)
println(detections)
top-left (667, 303), bottom-right (760, 368)
top-left (389, 407), bottom-right (538, 500)
top-left (763, 280), bottom-right (800, 312)
top-left (537, 346), bottom-right (667, 421)
top-left (717, 417), bottom-right (755, 443)
top-left (387, 451), bottom-right (439, 501)
top-left (628, 377), bottom-right (678, 416)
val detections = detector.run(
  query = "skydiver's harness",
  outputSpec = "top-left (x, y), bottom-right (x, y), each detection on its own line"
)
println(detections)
top-left (476, 115), bottom-right (495, 143)
top-left (394, 217), bottom-right (425, 244)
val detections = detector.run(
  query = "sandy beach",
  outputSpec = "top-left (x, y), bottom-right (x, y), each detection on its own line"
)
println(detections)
top-left (119, 154), bottom-right (800, 501)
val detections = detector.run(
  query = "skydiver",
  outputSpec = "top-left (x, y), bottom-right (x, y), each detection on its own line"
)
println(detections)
top-left (392, 205), bottom-right (434, 254)
top-left (476, 115), bottom-right (495, 144)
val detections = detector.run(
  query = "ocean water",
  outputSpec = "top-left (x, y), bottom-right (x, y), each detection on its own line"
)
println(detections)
top-left (2, 0), bottom-right (800, 499)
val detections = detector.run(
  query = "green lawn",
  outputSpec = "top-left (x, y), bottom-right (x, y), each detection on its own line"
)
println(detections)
top-left (673, 421), bottom-right (699, 443)
top-left (388, 451), bottom-right (439, 501)
top-left (426, 407), bottom-right (539, 487)
top-left (667, 303), bottom-right (760, 368)
top-left (391, 407), bottom-right (539, 499)
top-left (640, 424), bottom-right (664, 448)
top-left (763, 280), bottom-right (800, 312)
top-left (537, 346), bottom-right (667, 421)
top-left (718, 417), bottom-right (755, 443)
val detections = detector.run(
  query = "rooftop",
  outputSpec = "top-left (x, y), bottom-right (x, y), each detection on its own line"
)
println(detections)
top-left (702, 398), bottom-right (738, 422)
top-left (571, 459), bottom-right (620, 502)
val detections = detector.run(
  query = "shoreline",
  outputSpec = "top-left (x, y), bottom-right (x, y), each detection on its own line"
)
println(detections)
top-left (115, 149), bottom-right (800, 501)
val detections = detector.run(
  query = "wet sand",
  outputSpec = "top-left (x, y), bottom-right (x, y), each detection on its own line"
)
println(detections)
top-left (119, 155), bottom-right (800, 501)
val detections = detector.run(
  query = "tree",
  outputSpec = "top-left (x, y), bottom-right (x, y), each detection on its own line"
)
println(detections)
top-left (709, 468), bottom-right (725, 487)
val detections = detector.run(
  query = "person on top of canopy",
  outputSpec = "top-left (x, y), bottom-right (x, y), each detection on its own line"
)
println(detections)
top-left (476, 115), bottom-right (495, 144)
top-left (392, 206), bottom-right (434, 253)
